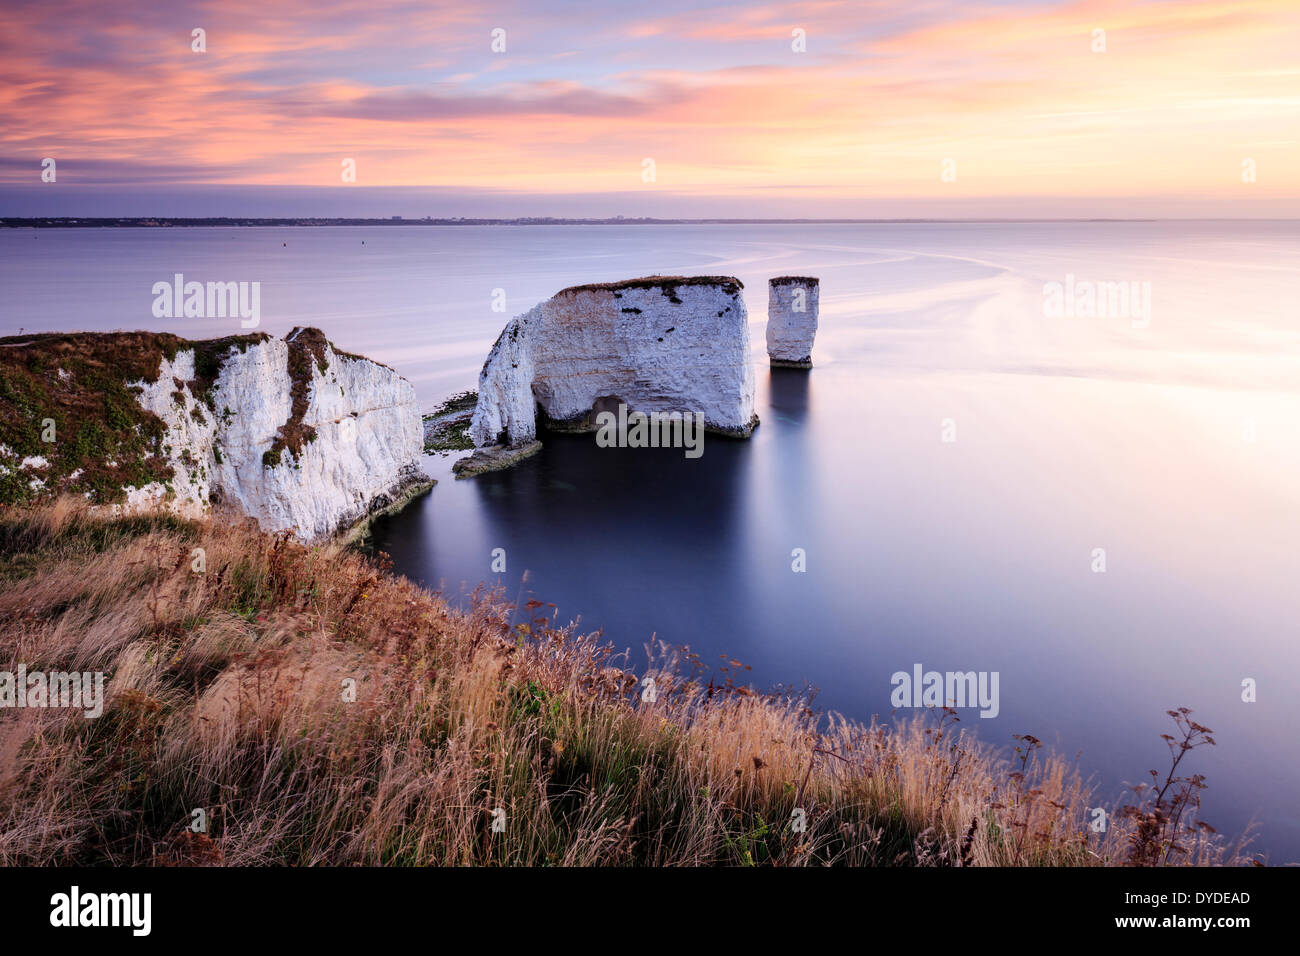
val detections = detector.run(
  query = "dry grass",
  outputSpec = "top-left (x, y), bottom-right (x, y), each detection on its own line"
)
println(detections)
top-left (0, 500), bottom-right (1255, 866)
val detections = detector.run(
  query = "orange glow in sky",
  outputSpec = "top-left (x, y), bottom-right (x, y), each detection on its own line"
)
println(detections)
top-left (2, 0), bottom-right (1296, 216)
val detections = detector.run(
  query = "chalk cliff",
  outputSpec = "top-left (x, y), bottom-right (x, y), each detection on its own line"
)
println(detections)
top-left (469, 276), bottom-right (757, 451)
top-left (766, 276), bottom-right (820, 368)
top-left (0, 328), bottom-right (428, 541)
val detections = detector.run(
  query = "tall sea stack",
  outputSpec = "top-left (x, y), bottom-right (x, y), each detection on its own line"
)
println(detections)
top-left (766, 276), bottom-right (819, 368)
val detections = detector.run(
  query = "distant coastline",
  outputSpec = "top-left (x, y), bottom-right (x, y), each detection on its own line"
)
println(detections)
top-left (0, 215), bottom-right (1179, 228)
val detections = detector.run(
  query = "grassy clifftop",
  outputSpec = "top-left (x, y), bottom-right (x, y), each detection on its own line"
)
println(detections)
top-left (0, 331), bottom-right (266, 506)
top-left (0, 501), bottom-right (1250, 866)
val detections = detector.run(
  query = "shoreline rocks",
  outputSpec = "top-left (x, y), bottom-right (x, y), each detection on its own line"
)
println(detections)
top-left (452, 440), bottom-right (543, 478)
top-left (766, 276), bottom-right (819, 368)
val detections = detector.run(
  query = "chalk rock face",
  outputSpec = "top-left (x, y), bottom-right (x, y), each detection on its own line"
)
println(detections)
top-left (132, 328), bottom-right (426, 541)
top-left (766, 276), bottom-right (820, 368)
top-left (471, 276), bottom-right (757, 447)
top-left (131, 348), bottom-right (218, 519)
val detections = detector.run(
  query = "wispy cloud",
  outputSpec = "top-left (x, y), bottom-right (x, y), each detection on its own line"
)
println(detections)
top-left (1, 0), bottom-right (1296, 214)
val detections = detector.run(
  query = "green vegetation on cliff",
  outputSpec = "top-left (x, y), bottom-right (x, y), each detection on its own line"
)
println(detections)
top-left (0, 332), bottom-right (265, 505)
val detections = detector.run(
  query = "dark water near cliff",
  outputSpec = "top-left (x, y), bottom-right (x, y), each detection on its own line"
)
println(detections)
top-left (3, 222), bottom-right (1298, 858)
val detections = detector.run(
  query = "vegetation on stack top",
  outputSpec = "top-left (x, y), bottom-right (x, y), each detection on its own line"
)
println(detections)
top-left (0, 500), bottom-right (1253, 867)
top-left (558, 275), bottom-right (744, 297)
top-left (0, 331), bottom-right (266, 505)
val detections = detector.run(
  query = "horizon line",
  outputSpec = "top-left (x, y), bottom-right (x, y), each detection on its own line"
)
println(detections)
top-left (6, 216), bottom-right (1300, 226)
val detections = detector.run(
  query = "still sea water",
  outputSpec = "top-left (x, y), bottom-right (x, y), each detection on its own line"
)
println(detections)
top-left (3, 222), bottom-right (1298, 859)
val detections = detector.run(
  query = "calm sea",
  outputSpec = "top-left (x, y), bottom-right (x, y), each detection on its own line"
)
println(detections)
top-left (3, 221), bottom-right (1298, 858)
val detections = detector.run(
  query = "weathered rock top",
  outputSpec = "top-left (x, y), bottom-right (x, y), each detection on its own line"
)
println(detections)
top-left (557, 275), bottom-right (745, 297)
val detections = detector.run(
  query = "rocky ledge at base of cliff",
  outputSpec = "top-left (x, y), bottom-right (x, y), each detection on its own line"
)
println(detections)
top-left (468, 275), bottom-right (758, 462)
top-left (0, 328), bottom-right (429, 542)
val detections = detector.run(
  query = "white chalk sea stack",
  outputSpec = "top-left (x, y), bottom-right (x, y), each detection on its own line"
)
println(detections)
top-left (766, 276), bottom-right (820, 368)
top-left (468, 276), bottom-right (758, 459)
top-left (131, 327), bottom-right (428, 541)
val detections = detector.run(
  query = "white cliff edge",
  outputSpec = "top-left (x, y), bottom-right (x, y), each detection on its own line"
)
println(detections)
top-left (766, 276), bottom-right (819, 368)
top-left (463, 276), bottom-right (757, 473)
top-left (128, 327), bottom-right (429, 541)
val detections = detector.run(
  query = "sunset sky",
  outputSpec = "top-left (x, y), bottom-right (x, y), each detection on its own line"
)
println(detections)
top-left (2, 0), bottom-right (1297, 217)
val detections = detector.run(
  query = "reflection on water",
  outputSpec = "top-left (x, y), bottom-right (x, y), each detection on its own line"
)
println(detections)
top-left (372, 361), bottom-right (1300, 861)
